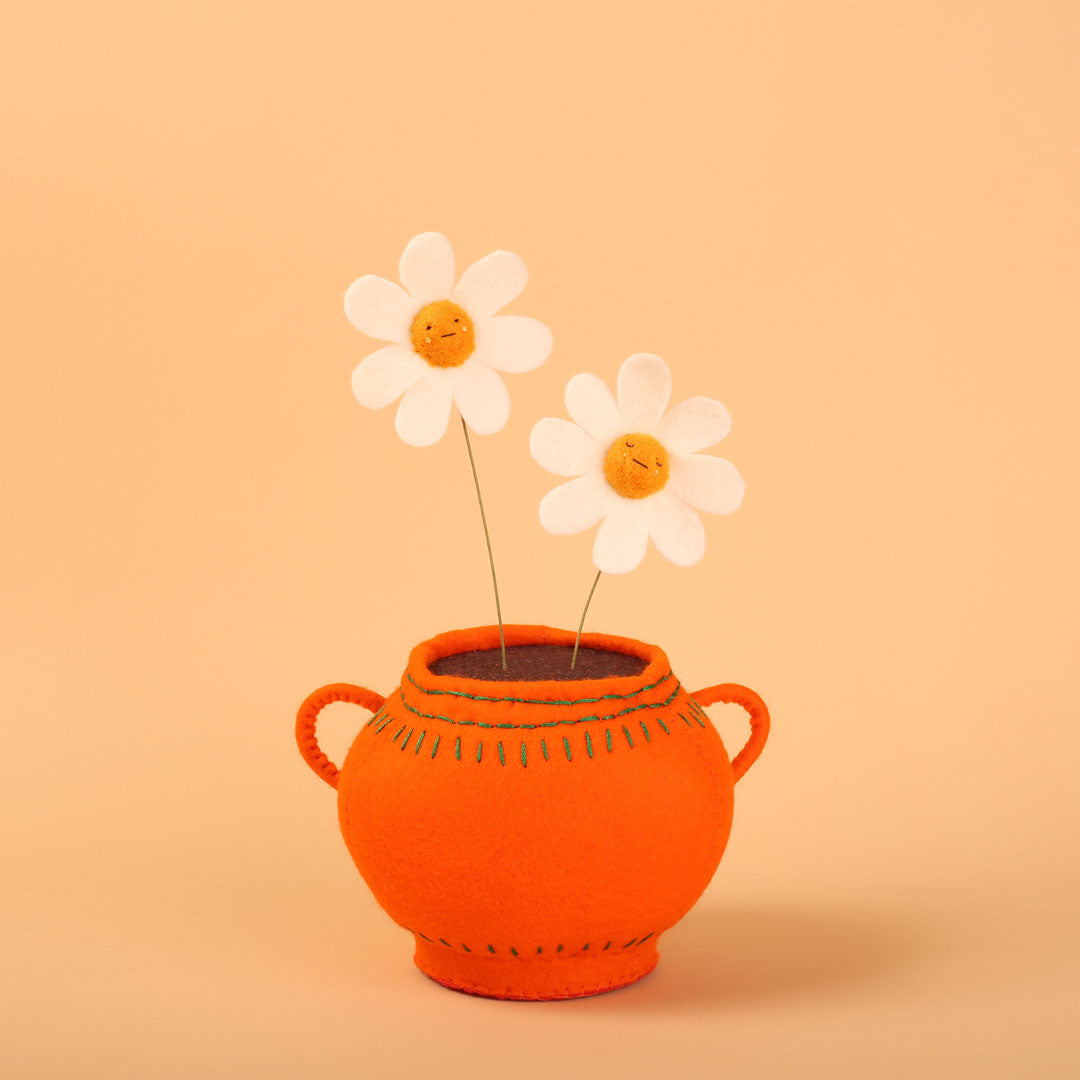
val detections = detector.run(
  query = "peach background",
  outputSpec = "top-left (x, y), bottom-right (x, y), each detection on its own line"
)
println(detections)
top-left (3, 1), bottom-right (1079, 1077)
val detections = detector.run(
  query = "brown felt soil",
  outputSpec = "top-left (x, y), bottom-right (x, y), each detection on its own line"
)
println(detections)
top-left (429, 644), bottom-right (647, 682)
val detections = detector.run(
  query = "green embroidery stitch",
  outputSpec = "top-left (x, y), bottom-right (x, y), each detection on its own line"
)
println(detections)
top-left (680, 713), bottom-right (693, 727)
top-left (520, 741), bottom-right (527, 767)
top-left (639, 931), bottom-right (654, 943)
top-left (563, 736), bottom-right (572, 761)
top-left (397, 685), bottom-right (682, 730)
top-left (400, 727), bottom-right (413, 751)
top-left (419, 932), bottom-right (434, 942)
top-left (462, 943), bottom-right (471, 952)
top-left (487, 945), bottom-right (495, 954)
top-left (606, 728), bottom-right (612, 752)
top-left (622, 725), bottom-right (634, 748)
top-left (414, 730), bottom-right (426, 754)
top-left (431, 734), bottom-right (440, 759)
top-left (603, 941), bottom-right (612, 950)
top-left (439, 938), bottom-right (452, 947)
top-left (585, 731), bottom-right (594, 758)
top-left (510, 947), bottom-right (518, 956)
top-left (640, 720), bottom-right (651, 742)
top-left (557, 944), bottom-right (564, 953)
top-left (541, 739), bottom-right (549, 760)
top-left (497, 741), bottom-right (505, 766)
top-left (583, 943), bottom-right (590, 950)
top-left (392, 724), bottom-right (405, 741)
top-left (407, 669), bottom-right (673, 706)
top-left (455, 736), bottom-right (461, 760)
top-left (623, 937), bottom-right (637, 948)
top-left (657, 717), bottom-right (671, 734)
top-left (476, 741), bottom-right (483, 763)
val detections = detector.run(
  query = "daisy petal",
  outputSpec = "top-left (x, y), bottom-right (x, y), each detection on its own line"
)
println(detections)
top-left (476, 315), bottom-right (553, 373)
top-left (669, 454), bottom-right (746, 514)
top-left (617, 353), bottom-right (671, 432)
top-left (452, 250), bottom-right (528, 318)
top-left (648, 491), bottom-right (706, 567)
top-left (658, 396), bottom-right (732, 454)
top-left (398, 232), bottom-right (455, 303)
top-left (565, 373), bottom-right (623, 444)
top-left (394, 375), bottom-right (454, 447)
top-left (453, 364), bottom-right (510, 435)
top-left (593, 499), bottom-right (650, 574)
top-left (530, 417), bottom-right (602, 477)
top-left (539, 474), bottom-right (612, 535)
top-left (344, 275), bottom-right (416, 342)
top-left (351, 344), bottom-right (425, 409)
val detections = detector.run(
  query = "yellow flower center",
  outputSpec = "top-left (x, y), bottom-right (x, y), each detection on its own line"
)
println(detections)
top-left (410, 300), bottom-right (475, 368)
top-left (604, 433), bottom-right (669, 499)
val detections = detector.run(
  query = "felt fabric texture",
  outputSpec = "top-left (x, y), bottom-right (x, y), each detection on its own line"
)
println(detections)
top-left (297, 624), bottom-right (771, 1001)
top-left (431, 644), bottom-right (647, 682)
top-left (344, 233), bottom-right (552, 445)
top-left (530, 354), bottom-right (745, 573)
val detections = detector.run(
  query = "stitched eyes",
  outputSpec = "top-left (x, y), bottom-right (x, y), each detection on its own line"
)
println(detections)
top-left (625, 441), bottom-right (635, 448)
top-left (426, 324), bottom-right (432, 330)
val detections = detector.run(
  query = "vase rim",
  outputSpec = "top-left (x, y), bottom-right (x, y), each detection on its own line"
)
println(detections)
top-left (405, 624), bottom-right (670, 700)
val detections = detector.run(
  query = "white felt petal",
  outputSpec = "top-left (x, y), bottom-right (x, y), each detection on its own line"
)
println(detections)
top-left (658, 395), bottom-right (732, 454)
top-left (351, 345), bottom-right (425, 409)
top-left (530, 418), bottom-right (602, 477)
top-left (564, 373), bottom-right (623, 445)
top-left (648, 491), bottom-right (706, 567)
top-left (593, 499), bottom-right (650, 575)
top-left (344, 275), bottom-right (416, 342)
top-left (669, 454), bottom-right (746, 514)
top-left (453, 364), bottom-right (511, 436)
top-left (452, 250), bottom-right (528, 318)
top-left (394, 375), bottom-right (454, 447)
top-left (398, 232), bottom-right (455, 303)
top-left (476, 315), bottom-right (553, 373)
top-left (538, 473), bottom-right (612, 535)
top-left (617, 353), bottom-right (671, 432)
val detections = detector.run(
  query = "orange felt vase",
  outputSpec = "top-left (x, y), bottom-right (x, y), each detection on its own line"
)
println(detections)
top-left (296, 624), bottom-right (770, 1001)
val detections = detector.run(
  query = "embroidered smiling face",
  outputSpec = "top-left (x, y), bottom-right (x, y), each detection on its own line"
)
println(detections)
top-left (410, 300), bottom-right (475, 368)
top-left (604, 432), bottom-right (669, 499)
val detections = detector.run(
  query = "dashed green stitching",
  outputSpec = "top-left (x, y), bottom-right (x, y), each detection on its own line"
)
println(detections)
top-left (657, 717), bottom-right (670, 734)
top-left (541, 739), bottom-right (549, 760)
top-left (498, 741), bottom-right (506, 766)
top-left (639, 931), bottom-right (654, 943)
top-left (680, 712), bottom-right (693, 727)
top-left (583, 943), bottom-right (590, 950)
top-left (585, 731), bottom-right (594, 758)
top-left (476, 741), bottom-right (483, 763)
top-left (431, 734), bottom-right (440, 759)
top-left (462, 943), bottom-right (471, 952)
top-left (606, 728), bottom-right (613, 752)
top-left (623, 937), bottom-right (637, 948)
top-left (439, 938), bottom-right (452, 947)
top-left (557, 944), bottom-right (564, 952)
top-left (562, 736), bottom-right (572, 761)
top-left (392, 724), bottom-right (405, 741)
top-left (397, 684), bottom-right (681, 729)
top-left (622, 725), bottom-right (634, 748)
top-left (454, 736), bottom-right (461, 760)
top-left (414, 730), bottom-right (426, 754)
top-left (487, 944), bottom-right (495, 954)
top-left (407, 669), bottom-right (673, 705)
top-left (375, 715), bottom-right (393, 733)
top-left (510, 947), bottom-right (518, 956)
top-left (640, 720), bottom-right (651, 742)
top-left (520, 741), bottom-right (527, 767)
top-left (603, 941), bottom-right (612, 950)
top-left (400, 727), bottom-right (413, 751)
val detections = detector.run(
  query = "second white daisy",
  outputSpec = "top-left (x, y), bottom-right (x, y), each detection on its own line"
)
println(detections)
top-left (530, 353), bottom-right (745, 574)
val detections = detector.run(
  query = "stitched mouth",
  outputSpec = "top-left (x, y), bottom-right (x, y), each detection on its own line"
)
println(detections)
top-left (632, 458), bottom-right (648, 469)
top-left (440, 332), bottom-right (456, 338)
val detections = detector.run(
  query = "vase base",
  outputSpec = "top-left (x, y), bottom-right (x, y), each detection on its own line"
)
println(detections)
top-left (412, 936), bottom-right (660, 1001)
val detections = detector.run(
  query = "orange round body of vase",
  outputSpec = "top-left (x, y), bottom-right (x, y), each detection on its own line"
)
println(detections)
top-left (296, 624), bottom-right (769, 1001)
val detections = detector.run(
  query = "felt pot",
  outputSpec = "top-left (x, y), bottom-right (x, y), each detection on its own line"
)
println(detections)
top-left (296, 624), bottom-right (769, 1001)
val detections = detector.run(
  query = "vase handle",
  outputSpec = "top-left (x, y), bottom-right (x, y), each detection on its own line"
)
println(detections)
top-left (296, 682), bottom-right (386, 790)
top-left (691, 683), bottom-right (770, 783)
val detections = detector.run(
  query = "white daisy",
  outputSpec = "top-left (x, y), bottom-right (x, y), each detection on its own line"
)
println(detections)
top-left (530, 353), bottom-right (745, 574)
top-left (344, 233), bottom-right (553, 447)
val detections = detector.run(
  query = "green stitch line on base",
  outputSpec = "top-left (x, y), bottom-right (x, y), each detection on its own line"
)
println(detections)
top-left (557, 944), bottom-right (564, 953)
top-left (583, 943), bottom-right (590, 950)
top-left (680, 713), bottom-right (693, 727)
top-left (605, 728), bottom-right (613, 752)
top-left (622, 725), bottom-right (634, 748)
top-left (476, 741), bottom-right (483, 763)
top-left (365, 710), bottom-right (380, 728)
top-left (585, 731), bottom-right (594, 758)
top-left (640, 720), bottom-right (651, 742)
top-left (520, 741), bottom-right (527, 767)
top-left (487, 945), bottom-right (495, 954)
top-left (414, 730), bottom-right (426, 754)
top-left (455, 736), bottom-right (461, 760)
top-left (603, 941), bottom-right (612, 950)
top-left (397, 684), bottom-right (681, 730)
top-left (623, 938), bottom-right (637, 948)
top-left (498, 741), bottom-right (506, 766)
top-left (562, 736), bottom-right (572, 762)
top-left (392, 724), bottom-right (405, 741)
top-left (462, 943), bottom-right (471, 952)
top-left (376, 714), bottom-right (395, 733)
top-left (537, 946), bottom-right (543, 954)
top-left (407, 669), bottom-right (673, 706)
top-left (541, 739), bottom-right (549, 760)
top-left (510, 947), bottom-right (518, 957)
top-left (657, 717), bottom-right (671, 734)
top-left (439, 938), bottom-right (452, 947)
top-left (419, 932), bottom-right (434, 942)
top-left (639, 931), bottom-right (654, 943)
top-left (431, 734), bottom-right (440, 759)
top-left (400, 728), bottom-right (413, 751)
